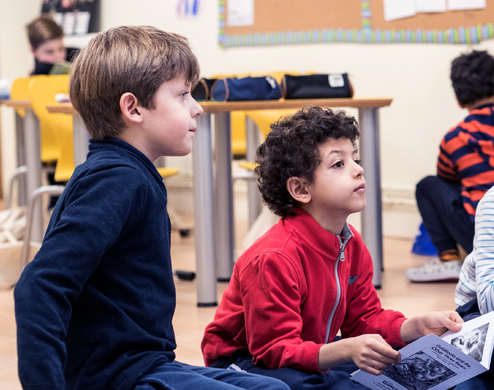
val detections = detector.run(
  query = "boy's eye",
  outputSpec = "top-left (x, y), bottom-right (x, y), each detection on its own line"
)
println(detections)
top-left (332, 161), bottom-right (343, 168)
top-left (354, 159), bottom-right (361, 166)
top-left (180, 91), bottom-right (189, 99)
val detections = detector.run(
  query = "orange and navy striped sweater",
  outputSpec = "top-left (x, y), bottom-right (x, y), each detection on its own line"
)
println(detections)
top-left (438, 103), bottom-right (494, 221)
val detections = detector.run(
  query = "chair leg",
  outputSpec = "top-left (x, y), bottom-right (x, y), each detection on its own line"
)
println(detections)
top-left (6, 166), bottom-right (28, 209)
top-left (20, 185), bottom-right (65, 270)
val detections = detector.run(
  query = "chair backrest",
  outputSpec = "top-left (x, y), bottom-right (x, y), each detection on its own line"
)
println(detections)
top-left (10, 78), bottom-right (31, 117)
top-left (28, 75), bottom-right (74, 181)
top-left (245, 109), bottom-right (297, 139)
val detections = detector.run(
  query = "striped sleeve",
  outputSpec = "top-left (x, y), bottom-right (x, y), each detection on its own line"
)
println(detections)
top-left (455, 187), bottom-right (494, 314)
top-left (438, 106), bottom-right (494, 219)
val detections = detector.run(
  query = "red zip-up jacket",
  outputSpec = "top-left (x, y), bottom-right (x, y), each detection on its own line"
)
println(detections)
top-left (201, 209), bottom-right (407, 373)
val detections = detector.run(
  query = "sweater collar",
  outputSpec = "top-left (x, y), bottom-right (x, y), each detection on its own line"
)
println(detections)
top-left (283, 208), bottom-right (354, 257)
top-left (88, 137), bottom-right (164, 184)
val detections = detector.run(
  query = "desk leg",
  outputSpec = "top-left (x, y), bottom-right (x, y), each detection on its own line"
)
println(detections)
top-left (24, 109), bottom-right (43, 243)
top-left (72, 114), bottom-right (90, 166)
top-left (15, 112), bottom-right (27, 206)
top-left (193, 113), bottom-right (218, 306)
top-left (214, 112), bottom-right (235, 281)
top-left (245, 116), bottom-right (262, 228)
top-left (358, 108), bottom-right (383, 289)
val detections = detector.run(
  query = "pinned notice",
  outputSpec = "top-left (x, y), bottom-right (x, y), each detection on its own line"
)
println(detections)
top-left (227, 0), bottom-right (254, 27)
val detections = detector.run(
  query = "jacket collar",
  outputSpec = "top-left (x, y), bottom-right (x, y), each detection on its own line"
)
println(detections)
top-left (283, 208), bottom-right (354, 259)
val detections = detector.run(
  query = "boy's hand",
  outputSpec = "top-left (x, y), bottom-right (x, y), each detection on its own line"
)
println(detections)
top-left (348, 334), bottom-right (401, 376)
top-left (318, 335), bottom-right (400, 374)
top-left (419, 311), bottom-right (463, 336)
top-left (401, 311), bottom-right (463, 343)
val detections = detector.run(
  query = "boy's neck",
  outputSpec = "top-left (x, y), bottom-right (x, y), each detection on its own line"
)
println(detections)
top-left (299, 204), bottom-right (348, 236)
top-left (463, 95), bottom-right (494, 111)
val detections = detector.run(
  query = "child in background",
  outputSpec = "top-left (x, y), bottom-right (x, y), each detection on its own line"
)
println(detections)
top-left (452, 186), bottom-right (494, 389)
top-left (407, 50), bottom-right (494, 282)
top-left (26, 15), bottom-right (77, 75)
top-left (201, 106), bottom-right (463, 390)
top-left (14, 26), bottom-right (289, 390)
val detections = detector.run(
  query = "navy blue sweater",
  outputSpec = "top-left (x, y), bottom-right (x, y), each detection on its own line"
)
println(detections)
top-left (15, 138), bottom-right (176, 390)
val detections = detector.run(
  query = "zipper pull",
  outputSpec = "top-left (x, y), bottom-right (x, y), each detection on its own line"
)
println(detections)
top-left (340, 244), bottom-right (345, 261)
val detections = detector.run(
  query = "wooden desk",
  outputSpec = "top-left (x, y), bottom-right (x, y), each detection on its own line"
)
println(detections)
top-left (0, 99), bottom-right (43, 242)
top-left (47, 98), bottom-right (391, 307)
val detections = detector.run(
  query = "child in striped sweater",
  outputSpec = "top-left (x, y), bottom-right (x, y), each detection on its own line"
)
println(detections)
top-left (453, 186), bottom-right (494, 389)
top-left (407, 50), bottom-right (494, 283)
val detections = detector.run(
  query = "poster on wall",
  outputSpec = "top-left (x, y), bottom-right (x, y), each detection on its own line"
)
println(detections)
top-left (41, 0), bottom-right (99, 35)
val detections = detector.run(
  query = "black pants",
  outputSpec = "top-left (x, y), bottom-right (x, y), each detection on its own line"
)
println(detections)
top-left (415, 176), bottom-right (475, 254)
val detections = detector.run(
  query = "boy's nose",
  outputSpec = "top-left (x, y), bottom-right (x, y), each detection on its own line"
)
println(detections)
top-left (192, 100), bottom-right (204, 117)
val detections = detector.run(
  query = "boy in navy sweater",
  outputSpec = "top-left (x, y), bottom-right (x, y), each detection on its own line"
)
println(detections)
top-left (14, 26), bottom-right (289, 390)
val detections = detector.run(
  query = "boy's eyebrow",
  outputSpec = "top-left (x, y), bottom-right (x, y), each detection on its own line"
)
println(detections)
top-left (325, 148), bottom-right (359, 157)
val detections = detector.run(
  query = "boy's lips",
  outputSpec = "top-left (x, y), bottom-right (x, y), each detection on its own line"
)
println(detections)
top-left (354, 183), bottom-right (366, 192)
top-left (189, 128), bottom-right (197, 133)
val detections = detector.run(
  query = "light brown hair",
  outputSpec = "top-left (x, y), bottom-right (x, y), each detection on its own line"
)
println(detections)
top-left (26, 15), bottom-right (64, 49)
top-left (69, 25), bottom-right (200, 139)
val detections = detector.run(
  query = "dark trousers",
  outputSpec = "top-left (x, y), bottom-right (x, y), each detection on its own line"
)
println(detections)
top-left (133, 361), bottom-right (290, 390)
top-left (211, 350), bottom-right (367, 390)
top-left (415, 176), bottom-right (475, 254)
top-left (454, 298), bottom-right (494, 389)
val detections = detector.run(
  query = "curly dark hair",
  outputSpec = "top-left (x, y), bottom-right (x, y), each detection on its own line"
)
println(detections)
top-left (451, 50), bottom-right (494, 106)
top-left (255, 106), bottom-right (359, 218)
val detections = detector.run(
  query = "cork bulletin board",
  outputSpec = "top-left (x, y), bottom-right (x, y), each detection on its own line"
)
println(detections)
top-left (219, 0), bottom-right (494, 48)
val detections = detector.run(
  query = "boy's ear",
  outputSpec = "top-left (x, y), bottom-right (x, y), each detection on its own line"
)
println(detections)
top-left (120, 92), bottom-right (143, 123)
top-left (286, 177), bottom-right (311, 204)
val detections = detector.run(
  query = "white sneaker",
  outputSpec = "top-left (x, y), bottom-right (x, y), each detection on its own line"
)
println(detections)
top-left (406, 257), bottom-right (462, 282)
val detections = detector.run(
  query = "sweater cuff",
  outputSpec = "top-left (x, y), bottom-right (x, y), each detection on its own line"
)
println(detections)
top-left (387, 316), bottom-right (408, 347)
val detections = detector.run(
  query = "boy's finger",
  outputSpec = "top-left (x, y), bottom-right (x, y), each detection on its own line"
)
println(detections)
top-left (372, 340), bottom-right (401, 360)
top-left (446, 312), bottom-right (463, 331)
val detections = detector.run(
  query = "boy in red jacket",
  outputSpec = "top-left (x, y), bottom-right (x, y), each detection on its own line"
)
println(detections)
top-left (201, 106), bottom-right (463, 389)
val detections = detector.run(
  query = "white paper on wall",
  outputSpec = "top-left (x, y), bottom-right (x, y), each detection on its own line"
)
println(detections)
top-left (448, 0), bottom-right (486, 10)
top-left (227, 0), bottom-right (254, 26)
top-left (416, 0), bottom-right (447, 13)
top-left (383, 0), bottom-right (417, 21)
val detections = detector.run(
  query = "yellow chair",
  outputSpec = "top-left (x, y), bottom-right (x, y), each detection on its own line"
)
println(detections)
top-left (9, 77), bottom-right (30, 116)
top-left (240, 109), bottom-right (297, 170)
top-left (28, 75), bottom-right (73, 182)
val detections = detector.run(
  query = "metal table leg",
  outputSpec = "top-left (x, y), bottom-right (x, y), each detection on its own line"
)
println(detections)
top-left (193, 113), bottom-right (218, 306)
top-left (245, 116), bottom-right (262, 228)
top-left (358, 108), bottom-right (383, 289)
top-left (72, 114), bottom-right (90, 166)
top-left (23, 109), bottom-right (43, 243)
top-left (214, 112), bottom-right (235, 282)
top-left (15, 111), bottom-right (27, 206)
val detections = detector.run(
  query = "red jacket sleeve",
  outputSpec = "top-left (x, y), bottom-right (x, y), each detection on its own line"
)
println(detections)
top-left (240, 253), bottom-right (323, 373)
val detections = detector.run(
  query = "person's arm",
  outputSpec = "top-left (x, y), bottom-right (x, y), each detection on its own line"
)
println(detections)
top-left (317, 334), bottom-right (400, 375)
top-left (470, 189), bottom-right (494, 314)
top-left (437, 135), bottom-right (460, 182)
top-left (240, 253), bottom-right (323, 373)
top-left (14, 166), bottom-right (144, 390)
top-left (400, 311), bottom-right (463, 343)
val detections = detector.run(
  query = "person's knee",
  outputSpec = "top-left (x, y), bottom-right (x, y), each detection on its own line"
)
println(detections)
top-left (416, 175), bottom-right (438, 197)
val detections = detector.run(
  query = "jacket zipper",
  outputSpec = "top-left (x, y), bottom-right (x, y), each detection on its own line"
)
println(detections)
top-left (324, 235), bottom-right (350, 344)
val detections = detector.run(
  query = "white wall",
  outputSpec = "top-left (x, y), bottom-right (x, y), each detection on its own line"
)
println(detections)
top-left (99, 0), bottom-right (494, 191)
top-left (1, 0), bottom-right (493, 236)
